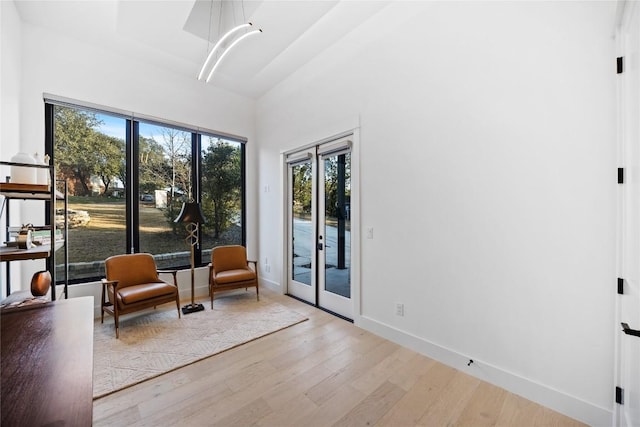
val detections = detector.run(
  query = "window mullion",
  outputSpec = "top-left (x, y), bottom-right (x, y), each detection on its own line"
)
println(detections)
top-left (193, 133), bottom-right (203, 266)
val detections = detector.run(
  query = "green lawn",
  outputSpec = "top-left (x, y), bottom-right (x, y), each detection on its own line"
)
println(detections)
top-left (64, 197), bottom-right (239, 264)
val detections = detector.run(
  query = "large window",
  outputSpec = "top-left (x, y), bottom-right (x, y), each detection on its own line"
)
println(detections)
top-left (46, 102), bottom-right (245, 283)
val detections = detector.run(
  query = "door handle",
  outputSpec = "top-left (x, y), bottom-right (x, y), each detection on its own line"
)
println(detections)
top-left (621, 323), bottom-right (640, 338)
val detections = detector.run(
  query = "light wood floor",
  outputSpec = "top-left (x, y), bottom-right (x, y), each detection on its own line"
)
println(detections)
top-left (93, 289), bottom-right (585, 427)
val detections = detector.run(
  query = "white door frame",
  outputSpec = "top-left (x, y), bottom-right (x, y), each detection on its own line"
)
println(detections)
top-left (615, 2), bottom-right (640, 426)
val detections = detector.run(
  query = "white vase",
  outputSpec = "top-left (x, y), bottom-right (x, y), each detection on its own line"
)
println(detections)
top-left (33, 152), bottom-right (49, 186)
top-left (10, 152), bottom-right (37, 184)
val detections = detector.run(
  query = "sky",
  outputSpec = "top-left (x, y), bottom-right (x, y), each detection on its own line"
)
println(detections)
top-left (95, 113), bottom-right (235, 147)
top-left (96, 113), bottom-right (182, 143)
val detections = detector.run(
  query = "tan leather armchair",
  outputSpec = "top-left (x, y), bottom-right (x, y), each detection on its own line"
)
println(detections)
top-left (209, 245), bottom-right (259, 308)
top-left (101, 253), bottom-right (181, 338)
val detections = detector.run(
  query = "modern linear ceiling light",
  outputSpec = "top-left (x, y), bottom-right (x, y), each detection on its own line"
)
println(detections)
top-left (197, 0), bottom-right (262, 83)
top-left (197, 22), bottom-right (251, 81)
top-left (205, 27), bottom-right (262, 82)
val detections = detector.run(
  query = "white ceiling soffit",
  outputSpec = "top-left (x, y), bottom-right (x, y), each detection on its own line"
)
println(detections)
top-left (184, 1), bottom-right (263, 42)
top-left (13, 0), bottom-right (390, 99)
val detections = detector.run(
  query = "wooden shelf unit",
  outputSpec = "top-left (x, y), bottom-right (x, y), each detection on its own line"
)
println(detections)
top-left (0, 241), bottom-right (64, 262)
top-left (0, 182), bottom-right (64, 199)
top-left (0, 161), bottom-right (68, 300)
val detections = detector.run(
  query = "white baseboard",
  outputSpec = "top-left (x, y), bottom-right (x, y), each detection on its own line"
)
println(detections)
top-left (178, 282), bottom-right (209, 302)
top-left (259, 278), bottom-right (282, 293)
top-left (357, 315), bottom-right (612, 427)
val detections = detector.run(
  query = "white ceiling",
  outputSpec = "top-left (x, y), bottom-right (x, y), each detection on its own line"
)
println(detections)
top-left (13, 0), bottom-right (390, 99)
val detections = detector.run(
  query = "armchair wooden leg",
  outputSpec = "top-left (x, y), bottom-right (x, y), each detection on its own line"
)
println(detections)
top-left (114, 304), bottom-right (120, 339)
top-left (100, 285), bottom-right (106, 324)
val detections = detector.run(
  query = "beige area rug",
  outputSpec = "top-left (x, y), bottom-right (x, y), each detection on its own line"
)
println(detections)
top-left (93, 292), bottom-right (307, 399)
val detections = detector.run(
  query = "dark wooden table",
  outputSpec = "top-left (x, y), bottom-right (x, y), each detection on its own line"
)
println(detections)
top-left (1, 296), bottom-right (94, 426)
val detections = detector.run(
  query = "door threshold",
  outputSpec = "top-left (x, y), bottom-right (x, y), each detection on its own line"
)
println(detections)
top-left (286, 293), bottom-right (353, 323)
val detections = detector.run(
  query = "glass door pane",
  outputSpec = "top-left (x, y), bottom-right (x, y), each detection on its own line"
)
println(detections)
top-left (291, 161), bottom-right (313, 286)
top-left (322, 152), bottom-right (351, 298)
top-left (318, 149), bottom-right (352, 319)
top-left (287, 155), bottom-right (316, 305)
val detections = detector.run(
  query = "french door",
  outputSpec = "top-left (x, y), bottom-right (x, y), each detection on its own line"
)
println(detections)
top-left (286, 136), bottom-right (353, 320)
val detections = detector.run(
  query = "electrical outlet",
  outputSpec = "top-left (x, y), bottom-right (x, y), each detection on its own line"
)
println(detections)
top-left (366, 227), bottom-right (374, 239)
top-left (396, 303), bottom-right (404, 316)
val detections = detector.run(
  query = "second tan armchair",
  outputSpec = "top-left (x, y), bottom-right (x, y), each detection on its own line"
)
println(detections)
top-left (209, 245), bottom-right (259, 308)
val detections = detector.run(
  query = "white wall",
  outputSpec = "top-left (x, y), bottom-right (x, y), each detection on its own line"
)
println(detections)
top-left (256, 2), bottom-right (617, 425)
top-left (0, 0), bottom-right (24, 298)
top-left (0, 1), bottom-right (21, 154)
top-left (1, 17), bottom-right (258, 299)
